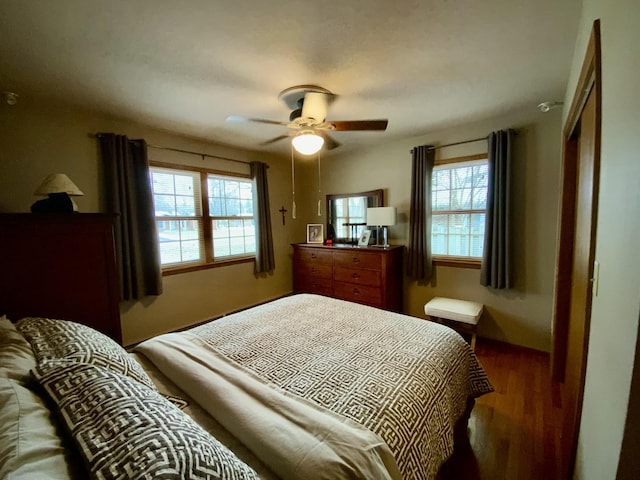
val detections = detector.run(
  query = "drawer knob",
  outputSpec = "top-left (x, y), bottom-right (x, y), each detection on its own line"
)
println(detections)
top-left (352, 257), bottom-right (360, 263)
top-left (311, 254), bottom-right (317, 259)
top-left (353, 288), bottom-right (360, 295)
top-left (352, 273), bottom-right (360, 279)
top-left (311, 267), bottom-right (316, 273)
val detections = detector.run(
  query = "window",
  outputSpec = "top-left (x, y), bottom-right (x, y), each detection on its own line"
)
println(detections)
top-left (431, 157), bottom-right (488, 262)
top-left (150, 164), bottom-right (255, 272)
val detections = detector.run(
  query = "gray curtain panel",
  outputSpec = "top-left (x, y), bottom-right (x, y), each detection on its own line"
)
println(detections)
top-left (406, 145), bottom-right (435, 282)
top-left (480, 129), bottom-right (513, 289)
top-left (251, 161), bottom-right (275, 274)
top-left (99, 133), bottom-right (163, 300)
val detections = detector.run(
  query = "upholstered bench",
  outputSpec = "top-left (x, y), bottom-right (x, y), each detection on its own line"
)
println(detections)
top-left (424, 297), bottom-right (483, 350)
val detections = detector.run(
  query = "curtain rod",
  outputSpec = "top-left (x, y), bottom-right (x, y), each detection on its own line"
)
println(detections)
top-left (92, 133), bottom-right (255, 166)
top-left (411, 129), bottom-right (519, 153)
top-left (410, 136), bottom-right (487, 153)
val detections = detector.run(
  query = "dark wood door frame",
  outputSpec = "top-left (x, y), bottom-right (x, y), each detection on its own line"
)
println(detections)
top-left (551, 19), bottom-right (602, 478)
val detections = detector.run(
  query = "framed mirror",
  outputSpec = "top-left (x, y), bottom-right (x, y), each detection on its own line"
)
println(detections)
top-left (326, 189), bottom-right (383, 244)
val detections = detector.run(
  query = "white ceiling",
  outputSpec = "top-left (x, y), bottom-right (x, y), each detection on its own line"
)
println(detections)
top-left (0, 0), bottom-right (579, 156)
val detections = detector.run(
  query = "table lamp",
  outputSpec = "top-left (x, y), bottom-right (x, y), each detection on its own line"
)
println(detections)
top-left (366, 207), bottom-right (397, 248)
top-left (31, 173), bottom-right (84, 213)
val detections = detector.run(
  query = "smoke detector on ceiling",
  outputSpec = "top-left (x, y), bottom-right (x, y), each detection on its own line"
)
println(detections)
top-left (537, 101), bottom-right (563, 113)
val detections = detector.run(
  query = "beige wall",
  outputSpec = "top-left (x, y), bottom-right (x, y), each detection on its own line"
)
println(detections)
top-left (297, 107), bottom-right (563, 352)
top-left (564, 1), bottom-right (640, 478)
top-left (0, 96), bottom-right (299, 345)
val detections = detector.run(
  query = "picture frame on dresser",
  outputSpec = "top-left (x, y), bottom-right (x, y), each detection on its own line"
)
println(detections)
top-left (306, 224), bottom-right (324, 244)
top-left (357, 229), bottom-right (371, 246)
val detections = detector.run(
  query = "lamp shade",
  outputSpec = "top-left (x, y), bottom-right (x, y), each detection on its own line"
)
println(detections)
top-left (292, 132), bottom-right (324, 155)
top-left (366, 207), bottom-right (397, 226)
top-left (34, 174), bottom-right (84, 196)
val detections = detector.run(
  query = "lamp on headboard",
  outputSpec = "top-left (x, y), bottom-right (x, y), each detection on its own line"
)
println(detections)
top-left (31, 173), bottom-right (84, 213)
top-left (367, 207), bottom-right (397, 248)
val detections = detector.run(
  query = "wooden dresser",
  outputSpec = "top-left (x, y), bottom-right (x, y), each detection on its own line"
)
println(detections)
top-left (0, 213), bottom-right (122, 344)
top-left (292, 243), bottom-right (403, 312)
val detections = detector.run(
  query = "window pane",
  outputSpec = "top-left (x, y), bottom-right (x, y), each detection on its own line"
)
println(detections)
top-left (433, 170), bottom-right (450, 191)
top-left (239, 182), bottom-right (253, 200)
top-left (453, 167), bottom-right (472, 189)
top-left (213, 220), bottom-right (228, 238)
top-left (433, 190), bottom-right (450, 211)
top-left (209, 178), bottom-right (223, 197)
top-left (474, 165), bottom-right (489, 187)
top-left (174, 175), bottom-right (194, 196)
top-left (225, 180), bottom-right (240, 198)
top-left (181, 240), bottom-right (200, 262)
top-left (240, 199), bottom-right (253, 216)
top-left (176, 195), bottom-right (195, 216)
top-left (159, 241), bottom-right (181, 265)
top-left (152, 172), bottom-right (175, 194)
top-left (472, 187), bottom-right (487, 209)
top-left (450, 214), bottom-right (470, 235)
top-left (448, 234), bottom-right (470, 256)
top-left (226, 198), bottom-right (241, 216)
top-left (154, 194), bottom-right (176, 216)
top-left (209, 197), bottom-right (225, 216)
top-left (432, 215), bottom-right (448, 255)
top-left (213, 237), bottom-right (230, 257)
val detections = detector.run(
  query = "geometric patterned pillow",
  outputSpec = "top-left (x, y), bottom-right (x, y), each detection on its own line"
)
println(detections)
top-left (33, 361), bottom-right (259, 480)
top-left (16, 317), bottom-right (156, 391)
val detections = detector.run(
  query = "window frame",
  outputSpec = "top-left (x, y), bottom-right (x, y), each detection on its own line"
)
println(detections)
top-left (432, 153), bottom-right (488, 269)
top-left (150, 161), bottom-right (255, 276)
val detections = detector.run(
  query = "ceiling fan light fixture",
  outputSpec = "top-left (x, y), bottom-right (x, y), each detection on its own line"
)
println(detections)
top-left (292, 131), bottom-right (324, 155)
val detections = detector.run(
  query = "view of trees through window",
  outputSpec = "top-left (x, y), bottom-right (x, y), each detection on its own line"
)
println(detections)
top-left (150, 166), bottom-right (255, 268)
top-left (432, 159), bottom-right (488, 257)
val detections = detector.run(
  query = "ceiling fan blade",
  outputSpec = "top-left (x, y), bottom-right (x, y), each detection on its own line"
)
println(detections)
top-left (325, 120), bottom-right (389, 131)
top-left (260, 134), bottom-right (290, 146)
top-left (225, 115), bottom-right (288, 126)
top-left (318, 131), bottom-right (341, 150)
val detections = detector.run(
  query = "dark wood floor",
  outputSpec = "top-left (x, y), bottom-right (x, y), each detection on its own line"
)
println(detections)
top-left (441, 339), bottom-right (564, 480)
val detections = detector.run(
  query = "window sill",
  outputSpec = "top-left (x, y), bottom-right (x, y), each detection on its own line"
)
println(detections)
top-left (433, 256), bottom-right (482, 269)
top-left (162, 256), bottom-right (255, 276)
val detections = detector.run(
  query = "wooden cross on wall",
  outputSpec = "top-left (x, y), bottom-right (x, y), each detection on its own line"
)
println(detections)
top-left (278, 206), bottom-right (288, 225)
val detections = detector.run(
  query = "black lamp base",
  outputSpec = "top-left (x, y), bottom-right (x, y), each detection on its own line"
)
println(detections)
top-left (31, 193), bottom-right (75, 213)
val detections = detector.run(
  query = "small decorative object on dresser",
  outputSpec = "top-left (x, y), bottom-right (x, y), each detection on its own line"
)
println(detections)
top-left (292, 243), bottom-right (403, 312)
top-left (357, 229), bottom-right (371, 246)
top-left (306, 223), bottom-right (323, 243)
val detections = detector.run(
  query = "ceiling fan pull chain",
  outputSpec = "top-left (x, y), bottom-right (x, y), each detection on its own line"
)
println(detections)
top-left (317, 152), bottom-right (322, 216)
top-left (291, 144), bottom-right (297, 219)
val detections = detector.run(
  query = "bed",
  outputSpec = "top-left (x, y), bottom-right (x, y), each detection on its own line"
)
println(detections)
top-left (0, 293), bottom-right (493, 479)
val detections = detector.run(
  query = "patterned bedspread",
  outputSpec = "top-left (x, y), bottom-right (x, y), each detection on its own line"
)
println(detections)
top-left (182, 294), bottom-right (493, 479)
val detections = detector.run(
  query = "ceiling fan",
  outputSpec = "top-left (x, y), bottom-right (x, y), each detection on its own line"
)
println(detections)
top-left (226, 85), bottom-right (388, 155)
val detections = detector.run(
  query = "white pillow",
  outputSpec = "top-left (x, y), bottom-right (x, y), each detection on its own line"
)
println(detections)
top-left (0, 377), bottom-right (84, 479)
top-left (0, 317), bottom-right (36, 384)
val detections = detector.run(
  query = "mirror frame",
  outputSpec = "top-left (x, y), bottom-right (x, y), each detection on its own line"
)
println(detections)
top-left (326, 189), bottom-right (384, 244)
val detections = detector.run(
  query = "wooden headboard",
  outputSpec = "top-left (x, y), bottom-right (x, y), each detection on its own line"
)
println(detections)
top-left (0, 213), bottom-right (122, 344)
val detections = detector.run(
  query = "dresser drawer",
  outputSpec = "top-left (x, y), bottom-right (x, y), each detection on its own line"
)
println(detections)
top-left (333, 266), bottom-right (381, 287)
top-left (332, 281), bottom-right (382, 307)
top-left (295, 275), bottom-right (333, 296)
top-left (295, 248), bottom-right (333, 264)
top-left (332, 250), bottom-right (381, 270)
top-left (296, 262), bottom-right (332, 279)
